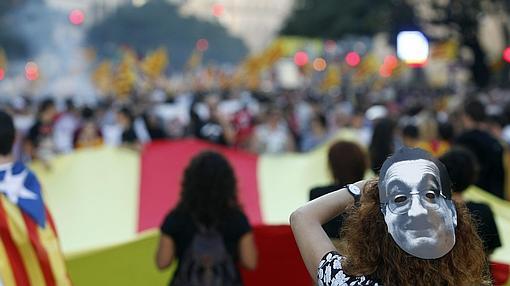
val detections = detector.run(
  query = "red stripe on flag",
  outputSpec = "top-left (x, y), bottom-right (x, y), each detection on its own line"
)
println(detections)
top-left (45, 207), bottom-right (58, 238)
top-left (241, 225), bottom-right (312, 286)
top-left (0, 200), bottom-right (31, 285)
top-left (138, 139), bottom-right (262, 231)
top-left (45, 208), bottom-right (73, 285)
top-left (22, 213), bottom-right (56, 286)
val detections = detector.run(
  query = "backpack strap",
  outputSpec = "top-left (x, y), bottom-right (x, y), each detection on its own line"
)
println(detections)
top-left (192, 216), bottom-right (219, 233)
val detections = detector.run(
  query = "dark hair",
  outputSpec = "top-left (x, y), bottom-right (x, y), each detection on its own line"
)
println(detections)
top-left (314, 114), bottom-right (327, 129)
top-left (503, 102), bottom-right (510, 125)
top-left (438, 121), bottom-right (454, 142)
top-left (65, 98), bottom-right (75, 111)
top-left (328, 141), bottom-right (367, 185)
top-left (379, 147), bottom-right (452, 199)
top-left (0, 110), bottom-right (15, 156)
top-left (177, 151), bottom-right (240, 225)
top-left (118, 107), bottom-right (134, 123)
top-left (339, 179), bottom-right (490, 286)
top-left (439, 147), bottom-right (479, 193)
top-left (38, 98), bottom-right (55, 116)
top-left (81, 107), bottom-right (95, 120)
top-left (402, 124), bottom-right (419, 139)
top-left (464, 99), bottom-right (486, 122)
top-left (487, 114), bottom-right (506, 129)
top-left (369, 118), bottom-right (396, 175)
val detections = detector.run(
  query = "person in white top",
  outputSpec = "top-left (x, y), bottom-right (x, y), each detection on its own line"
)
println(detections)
top-left (251, 107), bottom-right (295, 154)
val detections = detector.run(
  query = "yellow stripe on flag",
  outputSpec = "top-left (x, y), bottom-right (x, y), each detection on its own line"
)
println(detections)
top-left (258, 151), bottom-right (329, 224)
top-left (258, 130), bottom-right (363, 224)
top-left (38, 225), bottom-right (71, 286)
top-left (0, 238), bottom-right (16, 286)
top-left (1, 198), bottom-right (46, 286)
top-left (464, 186), bottom-right (510, 264)
top-left (31, 147), bottom-right (140, 253)
top-left (66, 230), bottom-right (175, 286)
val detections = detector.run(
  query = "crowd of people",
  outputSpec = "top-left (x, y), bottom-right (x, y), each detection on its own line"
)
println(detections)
top-left (149, 86), bottom-right (508, 285)
top-left (1, 79), bottom-right (510, 285)
top-left (4, 84), bottom-right (510, 167)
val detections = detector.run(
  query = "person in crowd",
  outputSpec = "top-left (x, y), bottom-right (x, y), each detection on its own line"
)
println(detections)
top-left (53, 98), bottom-right (80, 153)
top-left (25, 98), bottom-right (58, 164)
top-left (156, 151), bottom-right (257, 285)
top-left (190, 95), bottom-right (236, 146)
top-left (401, 124), bottom-right (420, 148)
top-left (486, 114), bottom-right (506, 144)
top-left (309, 140), bottom-right (368, 238)
top-left (301, 114), bottom-right (330, 152)
top-left (73, 107), bottom-right (104, 149)
top-left (0, 110), bottom-right (72, 285)
top-left (117, 107), bottom-right (141, 150)
top-left (142, 112), bottom-right (167, 140)
top-left (9, 96), bottom-right (33, 162)
top-left (502, 102), bottom-right (510, 147)
top-left (369, 117), bottom-right (396, 175)
top-left (349, 109), bottom-right (372, 147)
top-left (250, 106), bottom-right (295, 154)
top-left (291, 147), bottom-right (489, 286)
top-left (74, 121), bottom-right (103, 149)
top-left (439, 147), bottom-right (501, 255)
top-left (414, 112), bottom-right (446, 157)
top-left (415, 119), bottom-right (451, 157)
top-left (231, 104), bottom-right (255, 149)
top-left (431, 121), bottom-right (455, 156)
top-left (455, 98), bottom-right (506, 199)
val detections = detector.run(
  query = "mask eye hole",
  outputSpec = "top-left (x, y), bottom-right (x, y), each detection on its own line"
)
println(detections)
top-left (394, 195), bottom-right (407, 204)
top-left (425, 191), bottom-right (436, 200)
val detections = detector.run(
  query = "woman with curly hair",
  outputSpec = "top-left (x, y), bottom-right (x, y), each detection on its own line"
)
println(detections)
top-left (290, 147), bottom-right (489, 286)
top-left (156, 151), bottom-right (257, 285)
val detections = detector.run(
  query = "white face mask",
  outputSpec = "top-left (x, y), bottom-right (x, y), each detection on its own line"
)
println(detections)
top-left (379, 150), bottom-right (457, 259)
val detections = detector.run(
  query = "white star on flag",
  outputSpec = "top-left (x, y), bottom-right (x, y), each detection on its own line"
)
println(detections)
top-left (0, 168), bottom-right (37, 204)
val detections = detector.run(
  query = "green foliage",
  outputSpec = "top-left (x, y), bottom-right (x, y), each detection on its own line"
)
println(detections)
top-left (87, 1), bottom-right (248, 69)
top-left (0, 0), bottom-right (28, 58)
top-left (281, 0), bottom-right (394, 38)
top-left (0, 26), bottom-right (28, 58)
top-left (0, 0), bottom-right (21, 17)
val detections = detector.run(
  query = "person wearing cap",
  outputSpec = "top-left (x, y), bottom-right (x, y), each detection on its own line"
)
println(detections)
top-left (290, 147), bottom-right (489, 286)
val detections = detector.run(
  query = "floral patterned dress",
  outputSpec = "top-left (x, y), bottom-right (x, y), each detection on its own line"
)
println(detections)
top-left (317, 251), bottom-right (381, 286)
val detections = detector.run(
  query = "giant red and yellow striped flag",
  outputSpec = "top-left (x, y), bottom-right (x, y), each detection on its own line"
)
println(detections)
top-left (30, 137), bottom-right (510, 286)
top-left (0, 162), bottom-right (70, 286)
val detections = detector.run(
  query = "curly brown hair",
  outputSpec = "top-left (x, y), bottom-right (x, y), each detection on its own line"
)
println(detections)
top-left (176, 151), bottom-right (240, 226)
top-left (338, 179), bottom-right (490, 286)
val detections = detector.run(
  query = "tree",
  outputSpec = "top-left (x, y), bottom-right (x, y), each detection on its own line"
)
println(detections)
top-left (282, 0), bottom-right (505, 89)
top-left (391, 0), bottom-right (506, 88)
top-left (87, 0), bottom-right (248, 70)
top-left (281, 0), bottom-right (394, 38)
top-left (0, 0), bottom-right (27, 16)
top-left (0, 0), bottom-right (28, 59)
top-left (423, 0), bottom-right (508, 88)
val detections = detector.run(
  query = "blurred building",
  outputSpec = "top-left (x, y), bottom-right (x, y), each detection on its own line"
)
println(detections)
top-left (179, 0), bottom-right (296, 52)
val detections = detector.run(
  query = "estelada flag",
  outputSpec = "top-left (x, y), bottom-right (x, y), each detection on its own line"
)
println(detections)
top-left (0, 162), bottom-right (71, 286)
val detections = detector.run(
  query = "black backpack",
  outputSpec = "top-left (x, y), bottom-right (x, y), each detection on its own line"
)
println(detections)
top-left (172, 225), bottom-right (242, 286)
